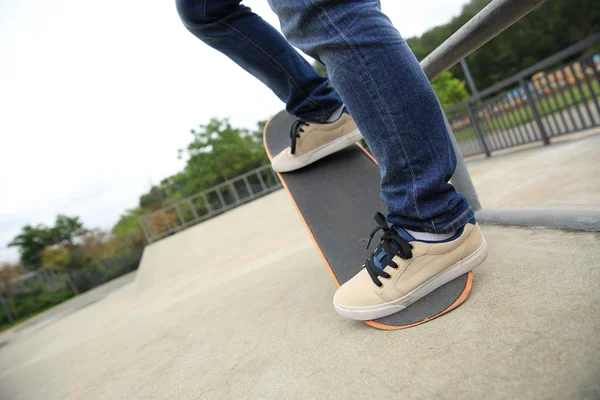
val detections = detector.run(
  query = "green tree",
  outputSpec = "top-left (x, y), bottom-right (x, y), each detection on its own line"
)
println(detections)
top-left (111, 208), bottom-right (146, 254)
top-left (139, 186), bottom-right (169, 210)
top-left (41, 247), bottom-right (71, 271)
top-left (431, 71), bottom-right (470, 108)
top-left (171, 118), bottom-right (268, 199)
top-left (129, 118), bottom-right (271, 237)
top-left (41, 247), bottom-right (80, 294)
top-left (135, 118), bottom-right (269, 214)
top-left (113, 208), bottom-right (144, 237)
top-left (184, 119), bottom-right (267, 180)
top-left (9, 215), bottom-right (87, 271)
top-left (406, 0), bottom-right (600, 90)
top-left (8, 225), bottom-right (52, 271)
top-left (50, 215), bottom-right (86, 246)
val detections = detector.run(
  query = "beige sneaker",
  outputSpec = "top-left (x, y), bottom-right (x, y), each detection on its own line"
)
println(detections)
top-left (334, 213), bottom-right (487, 321)
top-left (271, 112), bottom-right (362, 172)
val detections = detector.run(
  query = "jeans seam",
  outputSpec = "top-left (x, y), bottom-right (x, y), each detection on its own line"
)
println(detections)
top-left (310, 0), bottom-right (423, 221)
top-left (216, 20), bottom-right (328, 119)
top-left (441, 207), bottom-right (473, 232)
top-left (201, 0), bottom-right (207, 19)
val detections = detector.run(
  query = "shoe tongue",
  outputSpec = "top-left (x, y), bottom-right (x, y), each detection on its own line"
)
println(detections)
top-left (372, 227), bottom-right (414, 270)
top-left (373, 248), bottom-right (387, 270)
top-left (392, 225), bottom-right (416, 242)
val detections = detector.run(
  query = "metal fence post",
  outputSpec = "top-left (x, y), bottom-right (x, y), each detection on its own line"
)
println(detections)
top-left (215, 189), bottom-right (227, 210)
top-left (174, 205), bottom-right (186, 227)
top-left (139, 217), bottom-right (152, 243)
top-left (256, 170), bottom-right (267, 192)
top-left (161, 211), bottom-right (173, 232)
top-left (230, 183), bottom-right (240, 203)
top-left (202, 194), bottom-right (213, 213)
top-left (582, 62), bottom-right (600, 120)
top-left (570, 66), bottom-right (594, 126)
top-left (563, 71), bottom-right (586, 128)
top-left (188, 199), bottom-right (200, 219)
top-left (466, 102), bottom-right (490, 157)
top-left (520, 78), bottom-right (550, 145)
top-left (148, 215), bottom-right (160, 239)
top-left (243, 176), bottom-right (254, 196)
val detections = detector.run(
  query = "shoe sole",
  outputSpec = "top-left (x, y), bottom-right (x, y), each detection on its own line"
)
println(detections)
top-left (333, 237), bottom-right (488, 321)
top-left (272, 128), bottom-right (363, 172)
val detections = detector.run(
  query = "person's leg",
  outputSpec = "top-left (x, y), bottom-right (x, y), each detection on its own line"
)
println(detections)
top-left (175, 0), bottom-right (342, 122)
top-left (267, 0), bottom-right (487, 320)
top-left (267, 0), bottom-right (473, 233)
top-left (176, 0), bottom-right (363, 172)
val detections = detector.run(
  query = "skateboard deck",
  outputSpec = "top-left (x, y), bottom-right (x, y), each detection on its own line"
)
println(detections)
top-left (263, 110), bottom-right (473, 330)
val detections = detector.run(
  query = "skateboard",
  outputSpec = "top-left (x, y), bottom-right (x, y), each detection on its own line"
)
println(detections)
top-left (263, 110), bottom-right (473, 330)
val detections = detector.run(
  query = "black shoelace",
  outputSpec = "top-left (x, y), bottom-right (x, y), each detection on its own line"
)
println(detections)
top-left (290, 119), bottom-right (308, 155)
top-left (365, 212), bottom-right (413, 287)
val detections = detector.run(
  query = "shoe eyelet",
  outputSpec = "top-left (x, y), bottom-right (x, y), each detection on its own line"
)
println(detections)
top-left (410, 244), bottom-right (414, 249)
top-left (379, 282), bottom-right (385, 289)
top-left (383, 275), bottom-right (392, 280)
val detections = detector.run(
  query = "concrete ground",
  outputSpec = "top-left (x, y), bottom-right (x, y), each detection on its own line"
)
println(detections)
top-left (1, 189), bottom-right (599, 399)
top-left (467, 132), bottom-right (600, 210)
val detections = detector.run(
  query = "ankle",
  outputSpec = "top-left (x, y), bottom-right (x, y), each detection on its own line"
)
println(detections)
top-left (404, 229), bottom-right (457, 242)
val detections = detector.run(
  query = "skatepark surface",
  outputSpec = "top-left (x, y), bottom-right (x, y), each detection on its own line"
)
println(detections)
top-left (1, 186), bottom-right (599, 399)
top-left (469, 131), bottom-right (600, 211)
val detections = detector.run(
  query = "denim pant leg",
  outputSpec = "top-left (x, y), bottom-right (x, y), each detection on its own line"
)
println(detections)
top-left (268, 0), bottom-right (474, 233)
top-left (175, 0), bottom-right (343, 122)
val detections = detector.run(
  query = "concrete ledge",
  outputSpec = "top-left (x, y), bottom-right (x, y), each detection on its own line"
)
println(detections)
top-left (477, 208), bottom-right (600, 231)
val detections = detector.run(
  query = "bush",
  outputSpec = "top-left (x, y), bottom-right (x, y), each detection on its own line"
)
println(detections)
top-left (0, 288), bottom-right (74, 329)
top-left (0, 249), bottom-right (143, 331)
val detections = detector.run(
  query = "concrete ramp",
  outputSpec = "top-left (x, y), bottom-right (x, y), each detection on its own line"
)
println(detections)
top-left (1, 191), bottom-right (599, 399)
top-left (134, 191), bottom-right (312, 295)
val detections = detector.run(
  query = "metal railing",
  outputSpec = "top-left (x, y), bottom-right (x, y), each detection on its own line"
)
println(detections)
top-left (416, 0), bottom-right (550, 211)
top-left (423, 0), bottom-right (599, 231)
top-left (139, 164), bottom-right (282, 243)
top-left (446, 34), bottom-right (600, 158)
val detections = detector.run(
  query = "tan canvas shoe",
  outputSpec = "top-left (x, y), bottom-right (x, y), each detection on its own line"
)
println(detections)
top-left (271, 112), bottom-right (362, 172)
top-left (334, 213), bottom-right (487, 321)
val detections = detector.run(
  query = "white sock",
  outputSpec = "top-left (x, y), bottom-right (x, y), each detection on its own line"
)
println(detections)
top-left (405, 229), bottom-right (456, 242)
top-left (325, 104), bottom-right (345, 123)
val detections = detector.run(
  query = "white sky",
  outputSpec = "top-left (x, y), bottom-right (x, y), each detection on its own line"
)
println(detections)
top-left (0, 0), bottom-right (467, 262)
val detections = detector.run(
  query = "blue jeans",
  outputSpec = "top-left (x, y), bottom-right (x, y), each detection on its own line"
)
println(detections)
top-left (176, 0), bottom-right (474, 234)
